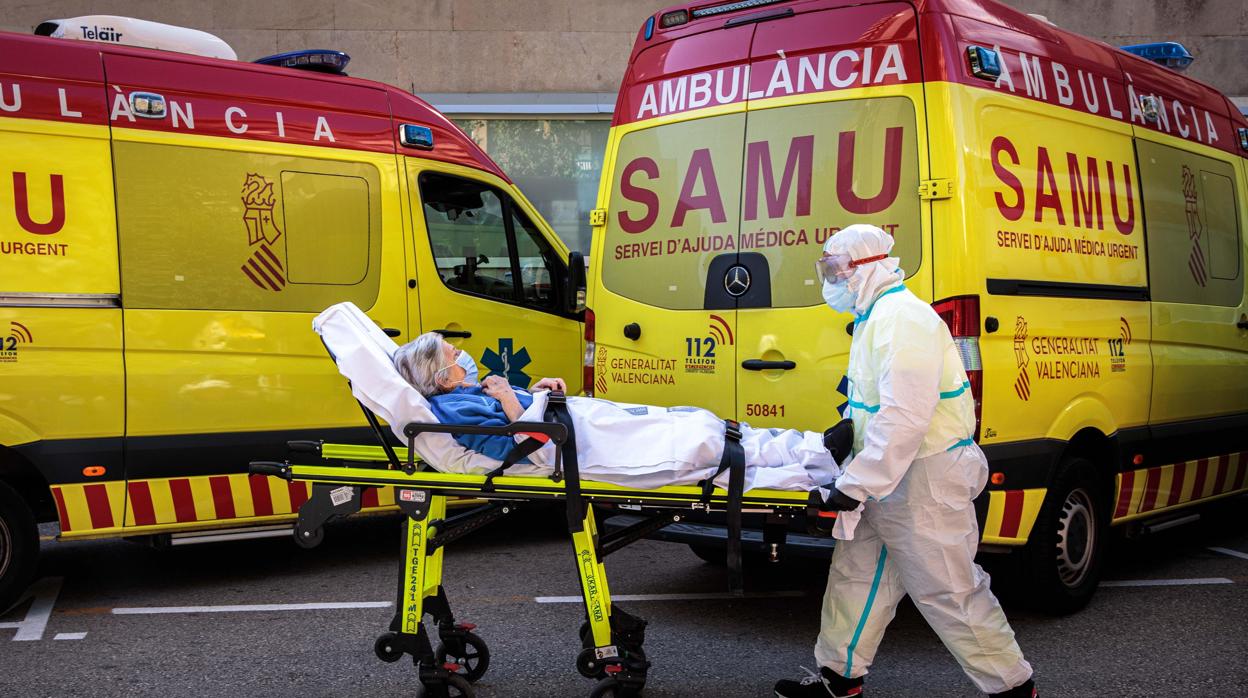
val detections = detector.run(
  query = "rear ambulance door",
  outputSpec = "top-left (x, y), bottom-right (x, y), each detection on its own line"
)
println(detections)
top-left (406, 162), bottom-right (581, 391)
top-left (0, 37), bottom-right (125, 533)
top-left (593, 25), bottom-right (754, 411)
top-left (106, 53), bottom-right (407, 529)
top-left (734, 3), bottom-right (929, 431)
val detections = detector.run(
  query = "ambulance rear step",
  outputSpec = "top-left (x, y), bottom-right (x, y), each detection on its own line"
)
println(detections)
top-left (162, 524), bottom-right (294, 547)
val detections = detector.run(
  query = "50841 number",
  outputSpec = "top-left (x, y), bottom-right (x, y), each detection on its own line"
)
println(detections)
top-left (745, 403), bottom-right (785, 418)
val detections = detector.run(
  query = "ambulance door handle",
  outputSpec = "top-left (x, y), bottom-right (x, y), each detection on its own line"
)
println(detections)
top-left (1236, 318), bottom-right (1248, 330)
top-left (742, 359), bottom-right (796, 371)
top-left (433, 329), bottom-right (472, 339)
top-left (382, 328), bottom-right (402, 338)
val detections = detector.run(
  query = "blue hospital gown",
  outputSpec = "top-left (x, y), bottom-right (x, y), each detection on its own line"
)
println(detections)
top-left (428, 385), bottom-right (534, 461)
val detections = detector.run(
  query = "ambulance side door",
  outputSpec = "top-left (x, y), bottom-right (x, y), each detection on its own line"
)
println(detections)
top-left (406, 162), bottom-right (581, 391)
top-left (0, 37), bottom-right (126, 535)
top-left (1136, 136), bottom-right (1248, 424)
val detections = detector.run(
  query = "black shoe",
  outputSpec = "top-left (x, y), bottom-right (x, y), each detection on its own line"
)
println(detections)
top-left (990, 679), bottom-right (1036, 697)
top-left (774, 667), bottom-right (863, 697)
top-left (823, 419), bottom-right (855, 462)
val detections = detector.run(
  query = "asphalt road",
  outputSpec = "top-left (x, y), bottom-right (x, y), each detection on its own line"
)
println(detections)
top-left (2, 496), bottom-right (1246, 697)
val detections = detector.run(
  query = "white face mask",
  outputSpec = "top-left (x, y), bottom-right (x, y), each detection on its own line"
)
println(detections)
top-left (822, 279), bottom-right (855, 313)
top-left (456, 349), bottom-right (480, 385)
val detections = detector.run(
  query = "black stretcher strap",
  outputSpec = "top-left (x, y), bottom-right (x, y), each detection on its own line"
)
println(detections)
top-left (481, 437), bottom-right (546, 493)
top-left (544, 392), bottom-right (586, 533)
top-left (698, 420), bottom-right (746, 594)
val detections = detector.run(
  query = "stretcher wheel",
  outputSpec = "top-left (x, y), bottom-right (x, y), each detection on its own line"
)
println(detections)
top-left (435, 632), bottom-right (490, 682)
top-left (374, 632), bottom-right (404, 663)
top-left (576, 647), bottom-right (607, 678)
top-left (440, 674), bottom-right (473, 697)
top-left (294, 525), bottom-right (324, 550)
top-left (589, 677), bottom-right (643, 697)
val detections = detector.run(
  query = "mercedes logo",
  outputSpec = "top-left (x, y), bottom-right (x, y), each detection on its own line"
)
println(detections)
top-left (724, 264), bottom-right (751, 297)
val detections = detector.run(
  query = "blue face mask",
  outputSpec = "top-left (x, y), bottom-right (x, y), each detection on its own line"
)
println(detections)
top-left (822, 279), bottom-right (855, 313)
top-left (456, 349), bottom-right (480, 385)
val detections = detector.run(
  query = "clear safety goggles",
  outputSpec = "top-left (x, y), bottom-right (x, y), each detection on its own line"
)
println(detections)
top-left (814, 252), bottom-right (888, 284)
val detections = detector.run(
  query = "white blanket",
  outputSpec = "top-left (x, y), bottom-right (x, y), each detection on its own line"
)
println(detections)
top-left (313, 303), bottom-right (839, 492)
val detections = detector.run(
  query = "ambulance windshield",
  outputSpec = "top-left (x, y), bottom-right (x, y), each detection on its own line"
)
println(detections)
top-left (601, 97), bottom-right (922, 310)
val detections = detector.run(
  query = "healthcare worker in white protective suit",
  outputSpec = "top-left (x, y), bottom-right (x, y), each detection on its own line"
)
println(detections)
top-left (774, 225), bottom-right (1036, 698)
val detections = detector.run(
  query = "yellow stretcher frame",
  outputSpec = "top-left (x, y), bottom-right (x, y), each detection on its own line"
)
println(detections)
top-left (252, 436), bottom-right (832, 698)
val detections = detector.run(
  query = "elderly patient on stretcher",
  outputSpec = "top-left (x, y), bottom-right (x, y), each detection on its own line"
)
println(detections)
top-left (392, 332), bottom-right (851, 493)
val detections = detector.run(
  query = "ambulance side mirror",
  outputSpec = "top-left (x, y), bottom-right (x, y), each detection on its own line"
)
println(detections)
top-left (565, 251), bottom-right (587, 315)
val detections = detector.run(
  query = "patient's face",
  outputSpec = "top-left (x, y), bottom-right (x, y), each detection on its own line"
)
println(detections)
top-left (436, 341), bottom-right (467, 391)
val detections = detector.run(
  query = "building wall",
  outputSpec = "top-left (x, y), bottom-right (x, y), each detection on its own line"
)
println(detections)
top-left (5, 0), bottom-right (1246, 99)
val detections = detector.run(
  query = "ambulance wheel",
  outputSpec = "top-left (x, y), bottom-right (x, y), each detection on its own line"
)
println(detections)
top-left (1017, 457), bottom-right (1106, 615)
top-left (0, 480), bottom-right (39, 614)
top-left (435, 632), bottom-right (490, 682)
top-left (374, 632), bottom-right (404, 663)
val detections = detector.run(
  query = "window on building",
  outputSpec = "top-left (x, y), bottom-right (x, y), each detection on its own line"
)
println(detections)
top-left (1137, 140), bottom-right (1243, 307)
top-left (453, 118), bottom-right (609, 256)
top-left (115, 143), bottom-right (381, 311)
top-left (418, 171), bottom-right (562, 311)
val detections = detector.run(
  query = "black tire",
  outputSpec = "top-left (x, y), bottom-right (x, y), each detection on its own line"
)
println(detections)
top-left (444, 674), bottom-right (473, 698)
top-left (688, 543), bottom-right (726, 566)
top-left (0, 480), bottom-right (39, 614)
top-left (1014, 457), bottom-right (1107, 615)
top-left (588, 678), bottom-right (619, 698)
top-left (435, 631), bottom-right (490, 683)
top-left (374, 632), bottom-right (404, 663)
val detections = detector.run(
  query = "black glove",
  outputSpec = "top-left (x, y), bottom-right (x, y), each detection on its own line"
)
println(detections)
top-left (823, 418), bottom-right (855, 463)
top-left (821, 486), bottom-right (861, 512)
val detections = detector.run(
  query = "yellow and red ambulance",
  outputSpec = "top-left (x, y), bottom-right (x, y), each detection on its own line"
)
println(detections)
top-left (0, 17), bottom-right (585, 610)
top-left (587, 0), bottom-right (1248, 612)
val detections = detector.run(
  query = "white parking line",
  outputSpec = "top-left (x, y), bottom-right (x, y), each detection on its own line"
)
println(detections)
top-left (1208, 546), bottom-right (1248, 561)
top-left (535, 591), bottom-right (805, 603)
top-left (0, 577), bottom-right (63, 641)
top-left (1102, 577), bottom-right (1233, 588)
top-left (53, 632), bottom-right (87, 641)
top-left (112, 601), bottom-right (392, 615)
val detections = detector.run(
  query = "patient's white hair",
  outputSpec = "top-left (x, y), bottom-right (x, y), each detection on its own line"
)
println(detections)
top-left (393, 332), bottom-right (447, 397)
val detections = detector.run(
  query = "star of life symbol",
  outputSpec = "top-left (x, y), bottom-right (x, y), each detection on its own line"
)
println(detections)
top-left (481, 338), bottom-right (532, 388)
top-left (240, 173), bottom-right (287, 291)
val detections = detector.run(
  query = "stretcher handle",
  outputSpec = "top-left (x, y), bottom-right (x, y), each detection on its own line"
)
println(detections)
top-left (248, 461), bottom-right (290, 479)
top-left (286, 440), bottom-right (322, 454)
top-left (402, 420), bottom-right (568, 444)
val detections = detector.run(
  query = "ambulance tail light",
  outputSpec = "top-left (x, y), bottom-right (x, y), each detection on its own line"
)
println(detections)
top-left (583, 308), bottom-right (596, 396)
top-left (659, 10), bottom-right (689, 28)
top-left (932, 295), bottom-right (983, 440)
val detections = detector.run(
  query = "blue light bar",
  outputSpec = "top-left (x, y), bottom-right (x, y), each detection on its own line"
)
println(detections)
top-left (966, 46), bottom-right (1001, 80)
top-left (644, 16), bottom-right (655, 41)
top-left (254, 49), bottom-right (351, 75)
top-left (399, 124), bottom-right (434, 150)
top-left (1119, 42), bottom-right (1194, 72)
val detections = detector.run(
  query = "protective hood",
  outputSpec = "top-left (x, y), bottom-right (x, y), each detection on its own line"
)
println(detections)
top-left (823, 224), bottom-right (903, 317)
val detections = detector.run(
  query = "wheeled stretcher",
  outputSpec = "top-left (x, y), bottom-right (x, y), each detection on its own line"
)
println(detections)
top-left (248, 305), bottom-right (837, 697)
